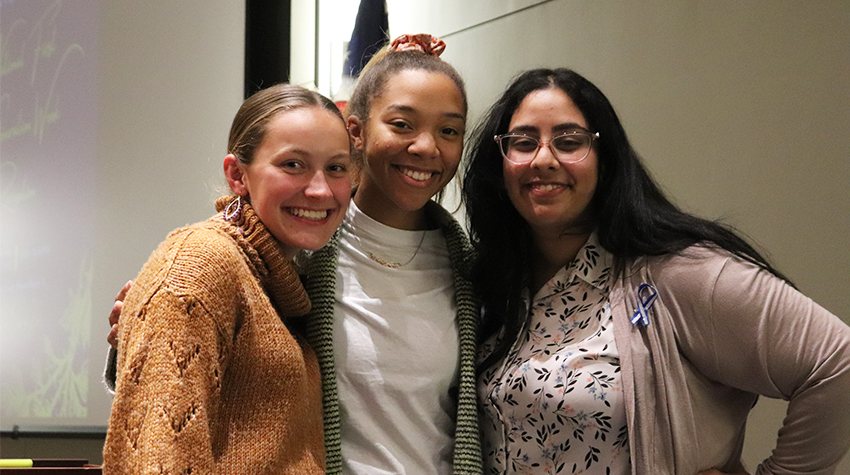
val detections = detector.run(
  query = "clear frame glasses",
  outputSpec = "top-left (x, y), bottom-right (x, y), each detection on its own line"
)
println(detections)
top-left (494, 130), bottom-right (600, 165)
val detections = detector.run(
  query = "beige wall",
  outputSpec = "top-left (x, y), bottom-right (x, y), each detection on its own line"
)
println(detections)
top-left (416, 0), bottom-right (850, 320)
top-left (390, 0), bottom-right (848, 471)
top-left (5, 0), bottom-right (845, 469)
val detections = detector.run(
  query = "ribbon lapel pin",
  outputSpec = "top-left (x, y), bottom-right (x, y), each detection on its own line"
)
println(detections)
top-left (631, 283), bottom-right (658, 327)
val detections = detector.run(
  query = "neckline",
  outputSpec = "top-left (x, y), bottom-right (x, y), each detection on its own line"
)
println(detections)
top-left (343, 201), bottom-right (438, 269)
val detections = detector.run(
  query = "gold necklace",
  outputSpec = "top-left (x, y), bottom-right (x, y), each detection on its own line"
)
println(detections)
top-left (367, 230), bottom-right (427, 268)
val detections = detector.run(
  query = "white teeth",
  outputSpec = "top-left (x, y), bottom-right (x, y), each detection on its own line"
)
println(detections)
top-left (402, 168), bottom-right (433, 181)
top-left (290, 208), bottom-right (328, 220)
top-left (532, 184), bottom-right (561, 191)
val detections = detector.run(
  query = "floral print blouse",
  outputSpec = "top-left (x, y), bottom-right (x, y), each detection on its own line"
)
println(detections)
top-left (478, 234), bottom-right (630, 474)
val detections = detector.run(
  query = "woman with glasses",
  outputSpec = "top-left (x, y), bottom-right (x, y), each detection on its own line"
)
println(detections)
top-left (463, 68), bottom-right (850, 474)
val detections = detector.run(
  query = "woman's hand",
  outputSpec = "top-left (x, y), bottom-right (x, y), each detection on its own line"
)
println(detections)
top-left (107, 280), bottom-right (133, 348)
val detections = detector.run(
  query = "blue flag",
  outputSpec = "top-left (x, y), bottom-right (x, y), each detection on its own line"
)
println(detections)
top-left (344, 0), bottom-right (389, 78)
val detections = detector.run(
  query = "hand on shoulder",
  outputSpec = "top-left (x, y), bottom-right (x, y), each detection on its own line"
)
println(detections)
top-left (107, 280), bottom-right (133, 348)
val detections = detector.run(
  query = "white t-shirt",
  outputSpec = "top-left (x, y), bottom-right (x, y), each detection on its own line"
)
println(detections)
top-left (334, 201), bottom-right (460, 475)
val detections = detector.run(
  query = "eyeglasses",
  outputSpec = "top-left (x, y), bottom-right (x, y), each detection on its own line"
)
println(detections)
top-left (494, 130), bottom-right (599, 165)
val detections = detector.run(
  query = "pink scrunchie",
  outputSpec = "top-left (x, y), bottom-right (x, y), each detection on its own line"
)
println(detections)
top-left (388, 33), bottom-right (446, 57)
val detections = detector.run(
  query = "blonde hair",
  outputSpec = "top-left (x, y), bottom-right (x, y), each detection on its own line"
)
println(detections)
top-left (228, 83), bottom-right (345, 165)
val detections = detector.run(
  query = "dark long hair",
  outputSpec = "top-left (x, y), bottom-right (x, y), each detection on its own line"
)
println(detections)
top-left (462, 68), bottom-right (790, 370)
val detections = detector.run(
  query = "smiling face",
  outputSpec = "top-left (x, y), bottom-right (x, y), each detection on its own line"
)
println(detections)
top-left (502, 87), bottom-right (598, 240)
top-left (225, 106), bottom-right (353, 257)
top-left (348, 69), bottom-right (465, 229)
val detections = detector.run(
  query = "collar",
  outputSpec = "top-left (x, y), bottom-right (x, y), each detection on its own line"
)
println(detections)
top-left (535, 231), bottom-right (612, 300)
top-left (214, 195), bottom-right (311, 318)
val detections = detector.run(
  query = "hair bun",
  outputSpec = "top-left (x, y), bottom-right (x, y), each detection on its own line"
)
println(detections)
top-left (388, 33), bottom-right (446, 57)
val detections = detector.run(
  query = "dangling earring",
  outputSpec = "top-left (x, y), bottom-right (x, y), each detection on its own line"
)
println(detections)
top-left (223, 195), bottom-right (243, 222)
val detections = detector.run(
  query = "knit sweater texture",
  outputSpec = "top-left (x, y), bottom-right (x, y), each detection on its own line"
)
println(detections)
top-left (103, 197), bottom-right (325, 475)
top-left (297, 200), bottom-right (483, 475)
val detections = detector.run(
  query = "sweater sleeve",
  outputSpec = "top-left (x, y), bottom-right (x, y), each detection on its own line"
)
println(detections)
top-left (670, 253), bottom-right (850, 474)
top-left (103, 230), bottom-right (239, 475)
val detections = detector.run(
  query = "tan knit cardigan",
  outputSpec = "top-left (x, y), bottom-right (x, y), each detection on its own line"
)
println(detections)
top-left (103, 197), bottom-right (325, 475)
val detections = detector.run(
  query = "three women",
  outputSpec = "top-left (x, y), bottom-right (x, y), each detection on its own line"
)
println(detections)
top-left (105, 37), bottom-right (850, 475)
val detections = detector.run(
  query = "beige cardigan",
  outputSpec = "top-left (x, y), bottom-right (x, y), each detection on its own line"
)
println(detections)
top-left (612, 246), bottom-right (850, 474)
top-left (103, 198), bottom-right (325, 474)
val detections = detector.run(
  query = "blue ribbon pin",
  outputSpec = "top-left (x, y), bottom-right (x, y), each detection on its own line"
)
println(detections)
top-left (631, 283), bottom-right (658, 327)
